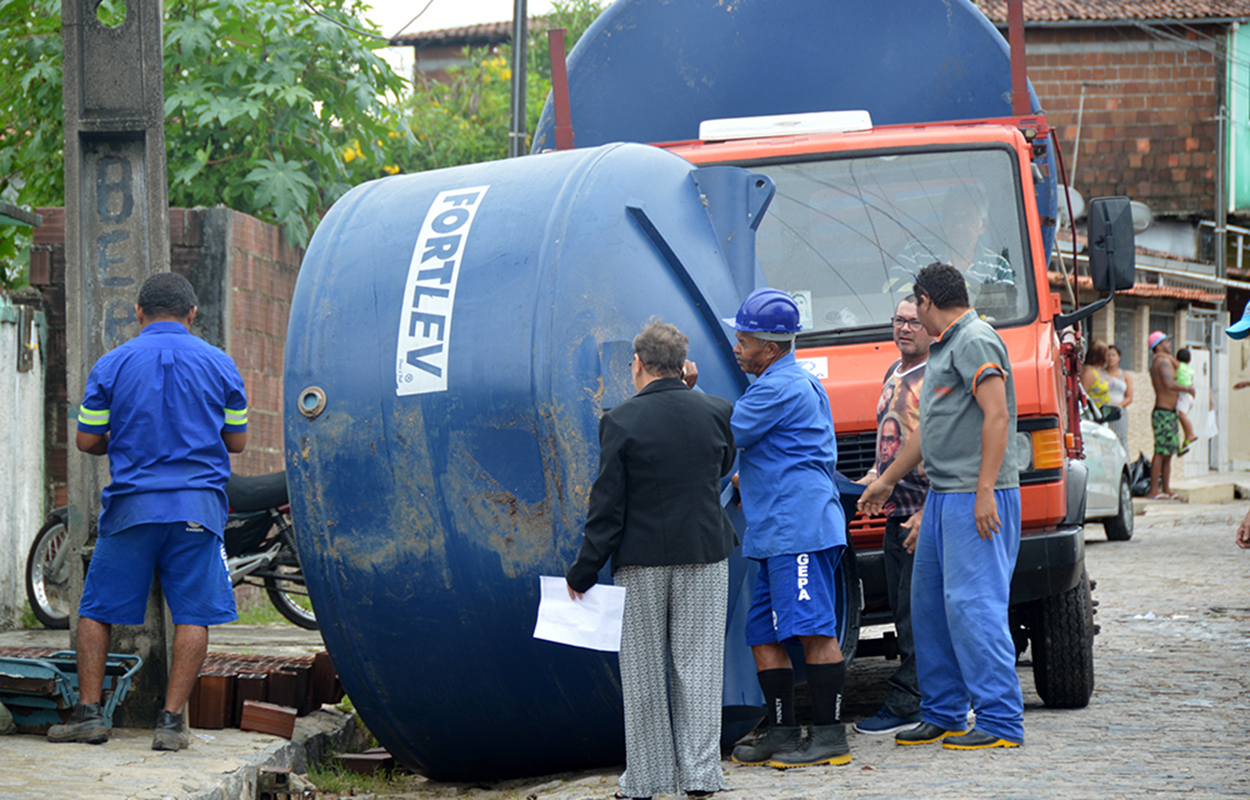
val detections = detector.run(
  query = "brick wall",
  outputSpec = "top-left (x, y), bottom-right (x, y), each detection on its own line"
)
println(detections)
top-left (1024, 25), bottom-right (1221, 215)
top-left (222, 213), bottom-right (301, 476)
top-left (29, 208), bottom-right (301, 507)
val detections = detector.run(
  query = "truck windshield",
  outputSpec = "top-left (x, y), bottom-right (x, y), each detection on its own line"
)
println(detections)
top-left (751, 147), bottom-right (1033, 341)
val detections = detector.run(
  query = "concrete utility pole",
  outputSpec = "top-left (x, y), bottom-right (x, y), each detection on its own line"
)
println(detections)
top-left (62, 0), bottom-right (172, 725)
top-left (507, 0), bottom-right (528, 158)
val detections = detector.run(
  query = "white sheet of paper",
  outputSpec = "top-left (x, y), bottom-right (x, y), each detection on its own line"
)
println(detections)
top-left (533, 575), bottom-right (626, 652)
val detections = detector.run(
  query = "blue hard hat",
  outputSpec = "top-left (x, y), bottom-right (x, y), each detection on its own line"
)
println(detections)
top-left (1228, 301), bottom-right (1250, 340)
top-left (723, 288), bottom-right (802, 335)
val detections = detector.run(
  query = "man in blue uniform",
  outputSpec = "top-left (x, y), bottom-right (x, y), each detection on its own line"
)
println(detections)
top-left (860, 262), bottom-right (1024, 751)
top-left (48, 273), bottom-right (247, 751)
top-left (723, 289), bottom-right (851, 770)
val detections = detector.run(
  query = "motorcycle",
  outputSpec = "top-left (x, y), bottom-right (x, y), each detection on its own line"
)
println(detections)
top-left (25, 471), bottom-right (317, 630)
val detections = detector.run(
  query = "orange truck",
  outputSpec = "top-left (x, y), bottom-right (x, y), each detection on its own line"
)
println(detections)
top-left (533, 0), bottom-right (1136, 707)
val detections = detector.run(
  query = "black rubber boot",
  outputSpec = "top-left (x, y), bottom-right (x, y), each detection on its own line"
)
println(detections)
top-left (769, 723), bottom-right (852, 769)
top-left (152, 709), bottom-right (189, 751)
top-left (731, 725), bottom-right (802, 766)
top-left (47, 702), bottom-right (108, 744)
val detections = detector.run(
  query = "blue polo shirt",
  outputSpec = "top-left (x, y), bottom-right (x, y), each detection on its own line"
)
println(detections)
top-left (77, 321), bottom-right (248, 537)
top-left (731, 351), bottom-right (845, 559)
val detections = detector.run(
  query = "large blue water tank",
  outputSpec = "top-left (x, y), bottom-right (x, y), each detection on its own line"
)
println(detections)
top-left (532, 0), bottom-right (1058, 264)
top-left (284, 143), bottom-right (788, 779)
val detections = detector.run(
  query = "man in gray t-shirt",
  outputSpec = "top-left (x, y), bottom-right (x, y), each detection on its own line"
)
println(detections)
top-left (859, 262), bottom-right (1023, 751)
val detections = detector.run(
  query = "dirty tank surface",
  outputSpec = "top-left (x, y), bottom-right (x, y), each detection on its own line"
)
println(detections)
top-left (315, 501), bottom-right (1250, 799)
top-left (284, 142), bottom-right (776, 780)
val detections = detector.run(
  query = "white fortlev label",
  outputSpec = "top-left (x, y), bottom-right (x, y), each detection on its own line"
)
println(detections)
top-left (396, 185), bottom-right (490, 396)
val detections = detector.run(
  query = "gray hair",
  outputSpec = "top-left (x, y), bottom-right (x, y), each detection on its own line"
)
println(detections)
top-left (633, 319), bottom-right (688, 377)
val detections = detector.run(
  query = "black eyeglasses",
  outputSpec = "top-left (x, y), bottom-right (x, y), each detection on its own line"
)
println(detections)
top-left (891, 317), bottom-right (924, 331)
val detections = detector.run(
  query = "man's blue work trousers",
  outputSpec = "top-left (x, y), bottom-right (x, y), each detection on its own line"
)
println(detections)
top-left (912, 488), bottom-right (1025, 744)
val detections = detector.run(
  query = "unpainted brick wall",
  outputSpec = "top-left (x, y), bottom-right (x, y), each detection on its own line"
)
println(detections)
top-left (1024, 25), bottom-right (1220, 215)
top-left (28, 207), bottom-right (300, 508)
top-left (224, 212), bottom-right (300, 477)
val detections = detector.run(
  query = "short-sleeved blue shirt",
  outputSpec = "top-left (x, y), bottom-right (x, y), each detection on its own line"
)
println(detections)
top-left (77, 321), bottom-right (248, 537)
top-left (731, 351), bottom-right (845, 559)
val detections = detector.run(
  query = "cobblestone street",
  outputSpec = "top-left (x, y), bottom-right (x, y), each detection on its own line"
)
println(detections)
top-left (389, 501), bottom-right (1250, 800)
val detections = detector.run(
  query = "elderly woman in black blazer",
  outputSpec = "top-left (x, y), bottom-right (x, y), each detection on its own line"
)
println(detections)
top-left (567, 320), bottom-right (737, 800)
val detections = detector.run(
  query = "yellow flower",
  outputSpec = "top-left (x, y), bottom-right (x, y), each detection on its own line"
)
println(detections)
top-left (343, 146), bottom-right (358, 163)
top-left (501, 69), bottom-right (511, 81)
top-left (383, 165), bottom-right (400, 175)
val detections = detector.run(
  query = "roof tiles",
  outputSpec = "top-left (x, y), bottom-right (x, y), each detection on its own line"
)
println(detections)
top-left (980, 0), bottom-right (1250, 23)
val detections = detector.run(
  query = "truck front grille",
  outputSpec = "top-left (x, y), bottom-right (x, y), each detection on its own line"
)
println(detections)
top-left (837, 431), bottom-right (877, 481)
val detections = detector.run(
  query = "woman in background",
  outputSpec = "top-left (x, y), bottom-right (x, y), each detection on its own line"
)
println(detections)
top-left (1104, 344), bottom-right (1133, 453)
top-left (1081, 340), bottom-right (1111, 411)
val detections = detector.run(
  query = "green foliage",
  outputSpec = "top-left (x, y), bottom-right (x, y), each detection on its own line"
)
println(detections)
top-left (307, 756), bottom-right (419, 795)
top-left (20, 602), bottom-right (41, 630)
top-left (163, 0), bottom-right (402, 247)
top-left (0, 0), bottom-right (63, 287)
top-left (0, 0), bottom-right (604, 283)
top-left (529, 0), bottom-right (604, 83)
top-left (342, 0), bottom-right (605, 180)
top-left (0, 0), bottom-right (402, 273)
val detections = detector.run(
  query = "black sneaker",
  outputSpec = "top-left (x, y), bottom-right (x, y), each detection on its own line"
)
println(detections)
top-left (47, 703), bottom-right (108, 744)
top-left (942, 727), bottom-right (1020, 750)
top-left (894, 721), bottom-right (967, 745)
top-left (152, 710), bottom-right (189, 751)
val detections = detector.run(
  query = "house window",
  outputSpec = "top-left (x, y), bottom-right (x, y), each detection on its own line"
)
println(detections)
top-left (1115, 308), bottom-right (1137, 370)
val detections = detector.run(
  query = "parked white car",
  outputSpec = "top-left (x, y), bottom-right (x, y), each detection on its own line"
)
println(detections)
top-left (1081, 402), bottom-right (1132, 541)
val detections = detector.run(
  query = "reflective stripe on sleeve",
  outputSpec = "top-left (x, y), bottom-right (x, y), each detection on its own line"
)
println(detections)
top-left (224, 407), bottom-right (248, 426)
top-left (78, 406), bottom-right (109, 426)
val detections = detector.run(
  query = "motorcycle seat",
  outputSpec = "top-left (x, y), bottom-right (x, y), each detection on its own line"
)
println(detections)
top-left (225, 472), bottom-right (288, 513)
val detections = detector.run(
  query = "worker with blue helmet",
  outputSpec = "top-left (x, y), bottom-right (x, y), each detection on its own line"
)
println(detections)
top-left (721, 287), bottom-right (852, 770)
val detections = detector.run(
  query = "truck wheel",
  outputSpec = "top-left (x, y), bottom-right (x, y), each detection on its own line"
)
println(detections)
top-left (1103, 472), bottom-right (1134, 541)
top-left (1029, 568), bottom-right (1094, 708)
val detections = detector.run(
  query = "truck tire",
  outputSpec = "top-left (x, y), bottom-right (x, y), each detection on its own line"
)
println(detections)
top-left (1103, 472), bottom-right (1134, 541)
top-left (1029, 568), bottom-right (1094, 708)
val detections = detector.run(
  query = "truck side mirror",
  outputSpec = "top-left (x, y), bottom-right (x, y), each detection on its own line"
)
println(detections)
top-left (1087, 196), bottom-right (1136, 293)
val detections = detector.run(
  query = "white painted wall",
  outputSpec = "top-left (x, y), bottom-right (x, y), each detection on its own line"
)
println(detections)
top-left (0, 297), bottom-right (46, 629)
top-left (1181, 348), bottom-right (1211, 479)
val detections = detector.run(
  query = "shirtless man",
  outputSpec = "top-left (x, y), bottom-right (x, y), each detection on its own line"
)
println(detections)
top-left (1147, 332), bottom-right (1195, 500)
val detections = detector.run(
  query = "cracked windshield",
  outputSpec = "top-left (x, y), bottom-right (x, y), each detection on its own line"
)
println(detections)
top-left (753, 148), bottom-right (1033, 338)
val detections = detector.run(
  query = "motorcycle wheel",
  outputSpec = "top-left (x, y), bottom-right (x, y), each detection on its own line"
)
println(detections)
top-left (26, 516), bottom-right (72, 630)
top-left (264, 546), bottom-right (318, 630)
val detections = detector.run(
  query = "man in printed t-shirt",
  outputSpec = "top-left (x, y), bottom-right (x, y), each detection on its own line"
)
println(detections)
top-left (854, 295), bottom-right (932, 736)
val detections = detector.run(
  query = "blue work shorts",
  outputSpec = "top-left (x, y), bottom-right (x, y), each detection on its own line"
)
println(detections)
top-left (744, 546), bottom-right (843, 645)
top-left (79, 522), bottom-right (238, 627)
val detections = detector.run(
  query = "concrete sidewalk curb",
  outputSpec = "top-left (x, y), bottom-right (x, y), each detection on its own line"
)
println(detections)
top-left (184, 708), bottom-right (357, 800)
